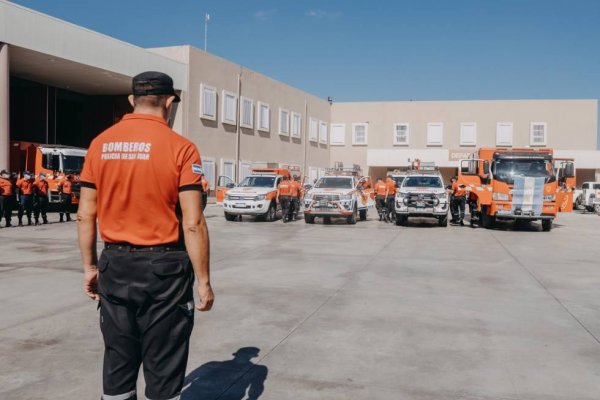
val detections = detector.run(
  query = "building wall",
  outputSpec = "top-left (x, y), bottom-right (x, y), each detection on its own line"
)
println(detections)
top-left (158, 46), bottom-right (331, 187)
top-left (330, 99), bottom-right (598, 176)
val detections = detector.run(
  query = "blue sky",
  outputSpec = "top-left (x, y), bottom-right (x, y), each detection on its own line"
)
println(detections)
top-left (10, 0), bottom-right (600, 105)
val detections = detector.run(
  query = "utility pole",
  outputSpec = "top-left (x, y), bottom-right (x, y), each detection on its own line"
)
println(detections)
top-left (204, 13), bottom-right (210, 52)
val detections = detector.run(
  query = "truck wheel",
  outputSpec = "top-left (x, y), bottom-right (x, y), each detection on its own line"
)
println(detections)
top-left (542, 219), bottom-right (553, 232)
top-left (586, 206), bottom-right (595, 213)
top-left (481, 207), bottom-right (495, 229)
top-left (324, 216), bottom-right (332, 224)
top-left (265, 202), bottom-right (277, 222)
top-left (224, 212), bottom-right (236, 221)
top-left (438, 215), bottom-right (448, 227)
top-left (347, 204), bottom-right (357, 225)
top-left (304, 214), bottom-right (315, 224)
top-left (395, 214), bottom-right (407, 226)
top-left (359, 209), bottom-right (367, 221)
top-left (594, 205), bottom-right (600, 213)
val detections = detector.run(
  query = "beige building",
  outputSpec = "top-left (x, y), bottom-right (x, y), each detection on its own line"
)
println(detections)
top-left (1, 0), bottom-right (598, 189)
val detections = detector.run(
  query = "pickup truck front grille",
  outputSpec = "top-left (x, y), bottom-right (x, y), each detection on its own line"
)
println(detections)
top-left (404, 193), bottom-right (438, 207)
top-left (313, 194), bottom-right (340, 202)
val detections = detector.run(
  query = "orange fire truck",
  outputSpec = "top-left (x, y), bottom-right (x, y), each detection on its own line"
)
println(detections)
top-left (10, 141), bottom-right (87, 204)
top-left (458, 148), bottom-right (575, 231)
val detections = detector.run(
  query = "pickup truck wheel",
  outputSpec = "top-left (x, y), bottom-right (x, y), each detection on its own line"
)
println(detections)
top-left (324, 216), bottom-right (332, 224)
top-left (481, 207), bottom-right (495, 229)
top-left (304, 214), bottom-right (315, 224)
top-left (224, 212), bottom-right (236, 221)
top-left (542, 219), bottom-right (553, 232)
top-left (265, 202), bottom-right (277, 222)
top-left (359, 209), bottom-right (367, 221)
top-left (594, 205), bottom-right (600, 213)
top-left (438, 215), bottom-right (448, 227)
top-left (395, 214), bottom-right (407, 226)
top-left (347, 204), bottom-right (357, 225)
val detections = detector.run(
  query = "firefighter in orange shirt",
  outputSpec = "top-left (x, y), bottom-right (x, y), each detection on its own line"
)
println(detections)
top-left (374, 178), bottom-right (388, 221)
top-left (0, 169), bottom-right (14, 227)
top-left (290, 175), bottom-right (302, 220)
top-left (451, 179), bottom-right (467, 226)
top-left (200, 174), bottom-right (210, 212)
top-left (33, 173), bottom-right (50, 225)
top-left (276, 176), bottom-right (294, 223)
top-left (16, 171), bottom-right (35, 226)
top-left (385, 175), bottom-right (397, 221)
top-left (57, 174), bottom-right (73, 222)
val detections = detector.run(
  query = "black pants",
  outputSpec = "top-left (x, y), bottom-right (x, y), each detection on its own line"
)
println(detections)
top-left (18, 194), bottom-right (33, 224)
top-left (33, 195), bottom-right (49, 223)
top-left (376, 196), bottom-right (387, 214)
top-left (0, 195), bottom-right (13, 226)
top-left (452, 196), bottom-right (466, 222)
top-left (386, 197), bottom-right (395, 217)
top-left (59, 193), bottom-right (72, 220)
top-left (280, 196), bottom-right (292, 221)
top-left (98, 249), bottom-right (195, 400)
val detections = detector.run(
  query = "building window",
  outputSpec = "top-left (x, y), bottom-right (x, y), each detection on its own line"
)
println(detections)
top-left (460, 122), bottom-right (477, 146)
top-left (221, 90), bottom-right (237, 125)
top-left (352, 123), bottom-right (368, 145)
top-left (530, 122), bottom-right (547, 146)
top-left (393, 123), bottom-right (409, 145)
top-left (291, 112), bottom-right (302, 138)
top-left (308, 166), bottom-right (319, 185)
top-left (496, 122), bottom-right (513, 146)
top-left (279, 108), bottom-right (290, 136)
top-left (240, 97), bottom-right (253, 129)
top-left (221, 159), bottom-right (235, 181)
top-left (202, 157), bottom-right (216, 189)
top-left (330, 123), bottom-right (346, 146)
top-left (239, 161), bottom-right (252, 181)
top-left (319, 121), bottom-right (328, 144)
top-left (199, 84), bottom-right (217, 121)
top-left (257, 102), bottom-right (270, 132)
top-left (309, 118), bottom-right (318, 142)
top-left (427, 123), bottom-right (443, 146)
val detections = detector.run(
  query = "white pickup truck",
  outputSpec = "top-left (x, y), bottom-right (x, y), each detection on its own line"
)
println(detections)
top-left (394, 171), bottom-right (449, 227)
top-left (575, 182), bottom-right (600, 213)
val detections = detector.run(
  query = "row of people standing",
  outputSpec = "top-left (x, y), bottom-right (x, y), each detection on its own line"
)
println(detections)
top-left (276, 175), bottom-right (303, 222)
top-left (0, 169), bottom-right (74, 227)
top-left (447, 177), bottom-right (477, 226)
top-left (374, 175), bottom-right (397, 222)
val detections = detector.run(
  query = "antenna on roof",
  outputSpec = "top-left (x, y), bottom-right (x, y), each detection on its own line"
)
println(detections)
top-left (204, 13), bottom-right (210, 52)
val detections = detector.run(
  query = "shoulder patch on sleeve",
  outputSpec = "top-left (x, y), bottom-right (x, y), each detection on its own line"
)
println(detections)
top-left (192, 164), bottom-right (204, 175)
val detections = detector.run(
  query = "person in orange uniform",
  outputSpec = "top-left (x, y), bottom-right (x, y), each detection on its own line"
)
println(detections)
top-left (276, 176), bottom-right (294, 222)
top-left (33, 172), bottom-right (50, 225)
top-left (16, 171), bottom-right (35, 226)
top-left (290, 175), bottom-right (302, 220)
top-left (0, 169), bottom-right (14, 227)
top-left (200, 174), bottom-right (210, 212)
top-left (374, 178), bottom-right (388, 221)
top-left (57, 174), bottom-right (73, 222)
top-left (77, 71), bottom-right (214, 400)
top-left (385, 175), bottom-right (397, 220)
top-left (451, 178), bottom-right (467, 226)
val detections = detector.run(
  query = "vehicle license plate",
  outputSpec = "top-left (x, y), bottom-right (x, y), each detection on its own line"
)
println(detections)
top-left (234, 203), bottom-right (247, 208)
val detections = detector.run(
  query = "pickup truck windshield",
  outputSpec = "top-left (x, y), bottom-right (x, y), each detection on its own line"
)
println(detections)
top-left (62, 155), bottom-right (85, 173)
top-left (493, 159), bottom-right (554, 185)
top-left (239, 176), bottom-right (276, 188)
top-left (403, 176), bottom-right (443, 188)
top-left (315, 177), bottom-right (353, 189)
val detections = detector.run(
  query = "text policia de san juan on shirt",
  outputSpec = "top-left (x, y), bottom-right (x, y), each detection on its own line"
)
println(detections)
top-left (101, 141), bottom-right (152, 160)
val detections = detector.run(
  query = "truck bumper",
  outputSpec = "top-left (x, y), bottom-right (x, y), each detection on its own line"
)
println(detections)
top-left (223, 200), bottom-right (272, 215)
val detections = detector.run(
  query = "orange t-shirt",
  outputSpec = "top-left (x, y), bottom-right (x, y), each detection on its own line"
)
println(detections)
top-left (375, 181), bottom-right (387, 196)
top-left (0, 178), bottom-right (13, 196)
top-left (290, 181), bottom-right (301, 197)
top-left (278, 181), bottom-right (293, 197)
top-left (58, 179), bottom-right (72, 194)
top-left (452, 182), bottom-right (467, 197)
top-left (35, 180), bottom-right (49, 196)
top-left (16, 179), bottom-right (34, 195)
top-left (386, 179), bottom-right (397, 194)
top-left (80, 113), bottom-right (203, 245)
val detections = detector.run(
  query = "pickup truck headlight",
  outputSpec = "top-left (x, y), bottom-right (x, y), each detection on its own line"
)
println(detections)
top-left (304, 193), bottom-right (313, 201)
top-left (543, 195), bottom-right (556, 202)
top-left (340, 194), bottom-right (353, 201)
top-left (224, 194), bottom-right (231, 201)
top-left (255, 194), bottom-right (266, 201)
top-left (436, 193), bottom-right (447, 200)
top-left (396, 192), bottom-right (406, 199)
top-left (492, 192), bottom-right (510, 201)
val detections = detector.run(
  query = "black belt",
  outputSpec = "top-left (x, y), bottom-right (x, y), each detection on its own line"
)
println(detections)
top-left (104, 242), bottom-right (184, 252)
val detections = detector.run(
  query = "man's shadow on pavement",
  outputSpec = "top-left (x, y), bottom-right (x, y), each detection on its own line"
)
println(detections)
top-left (182, 347), bottom-right (268, 400)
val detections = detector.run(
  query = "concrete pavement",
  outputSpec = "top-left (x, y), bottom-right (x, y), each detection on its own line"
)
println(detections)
top-left (0, 206), bottom-right (599, 399)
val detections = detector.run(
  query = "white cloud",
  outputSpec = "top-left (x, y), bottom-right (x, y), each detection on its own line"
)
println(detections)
top-left (305, 9), bottom-right (340, 19)
top-left (254, 9), bottom-right (277, 21)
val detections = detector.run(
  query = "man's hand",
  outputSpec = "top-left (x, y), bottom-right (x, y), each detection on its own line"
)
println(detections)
top-left (83, 266), bottom-right (99, 301)
top-left (197, 282), bottom-right (214, 311)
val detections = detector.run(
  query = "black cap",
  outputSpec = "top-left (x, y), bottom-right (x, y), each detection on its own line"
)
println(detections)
top-left (132, 71), bottom-right (181, 103)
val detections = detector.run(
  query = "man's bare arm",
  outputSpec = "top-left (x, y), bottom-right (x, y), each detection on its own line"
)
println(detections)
top-left (77, 187), bottom-right (99, 301)
top-left (179, 190), bottom-right (214, 311)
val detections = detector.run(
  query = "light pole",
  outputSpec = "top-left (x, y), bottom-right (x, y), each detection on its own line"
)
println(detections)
top-left (204, 13), bottom-right (210, 52)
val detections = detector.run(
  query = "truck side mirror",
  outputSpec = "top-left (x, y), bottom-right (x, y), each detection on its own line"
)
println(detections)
top-left (483, 161), bottom-right (490, 175)
top-left (564, 163), bottom-right (575, 178)
top-left (226, 183), bottom-right (235, 189)
top-left (460, 160), bottom-right (476, 176)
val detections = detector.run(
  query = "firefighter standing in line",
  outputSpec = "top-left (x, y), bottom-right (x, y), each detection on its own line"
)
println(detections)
top-left (33, 172), bottom-right (50, 225)
top-left (16, 171), bottom-right (35, 226)
top-left (385, 175), bottom-right (397, 221)
top-left (200, 174), bottom-right (210, 212)
top-left (276, 176), bottom-right (293, 222)
top-left (467, 190), bottom-right (478, 227)
top-left (77, 71), bottom-right (214, 400)
top-left (291, 175), bottom-right (302, 220)
top-left (57, 174), bottom-right (73, 222)
top-left (451, 178), bottom-right (467, 226)
top-left (0, 169), bottom-right (13, 227)
top-left (374, 178), bottom-right (388, 221)
top-left (447, 177), bottom-right (457, 223)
